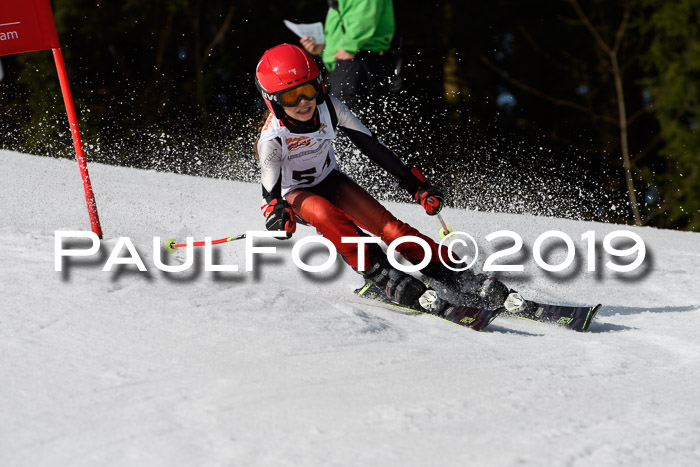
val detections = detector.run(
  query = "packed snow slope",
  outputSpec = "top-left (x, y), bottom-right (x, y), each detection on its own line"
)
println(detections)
top-left (1, 149), bottom-right (699, 467)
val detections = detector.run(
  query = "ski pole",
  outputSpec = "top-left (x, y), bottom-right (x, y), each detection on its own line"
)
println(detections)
top-left (165, 234), bottom-right (246, 253)
top-left (437, 213), bottom-right (454, 239)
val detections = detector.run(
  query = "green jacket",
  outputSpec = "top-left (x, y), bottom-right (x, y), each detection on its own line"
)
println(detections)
top-left (321, 0), bottom-right (395, 71)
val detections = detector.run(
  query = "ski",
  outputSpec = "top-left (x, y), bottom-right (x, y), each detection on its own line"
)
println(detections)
top-left (423, 275), bottom-right (600, 332)
top-left (354, 281), bottom-right (503, 332)
top-left (509, 301), bottom-right (602, 332)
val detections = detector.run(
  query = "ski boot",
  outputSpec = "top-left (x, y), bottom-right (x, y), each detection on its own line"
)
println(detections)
top-left (362, 256), bottom-right (452, 315)
top-left (420, 261), bottom-right (514, 311)
top-left (363, 256), bottom-right (427, 308)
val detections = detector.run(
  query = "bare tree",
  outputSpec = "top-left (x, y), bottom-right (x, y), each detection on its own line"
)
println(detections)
top-left (567, 0), bottom-right (641, 225)
top-left (480, 1), bottom-right (644, 225)
top-left (192, 2), bottom-right (236, 127)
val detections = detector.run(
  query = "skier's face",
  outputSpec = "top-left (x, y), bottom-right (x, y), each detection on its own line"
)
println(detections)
top-left (283, 98), bottom-right (316, 122)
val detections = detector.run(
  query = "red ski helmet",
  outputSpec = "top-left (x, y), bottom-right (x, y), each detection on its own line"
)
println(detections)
top-left (255, 43), bottom-right (325, 119)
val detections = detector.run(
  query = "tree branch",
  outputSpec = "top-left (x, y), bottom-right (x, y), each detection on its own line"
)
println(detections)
top-left (627, 105), bottom-right (649, 125)
top-left (517, 26), bottom-right (555, 62)
top-left (566, 0), bottom-right (611, 54)
top-left (612, 6), bottom-right (631, 55)
top-left (631, 132), bottom-right (663, 165)
top-left (480, 56), bottom-right (619, 126)
top-left (199, 4), bottom-right (236, 74)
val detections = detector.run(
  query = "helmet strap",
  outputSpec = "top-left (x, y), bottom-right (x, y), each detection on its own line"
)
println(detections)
top-left (279, 107), bottom-right (321, 134)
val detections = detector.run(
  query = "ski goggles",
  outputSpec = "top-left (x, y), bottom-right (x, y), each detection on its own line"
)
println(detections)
top-left (275, 81), bottom-right (320, 107)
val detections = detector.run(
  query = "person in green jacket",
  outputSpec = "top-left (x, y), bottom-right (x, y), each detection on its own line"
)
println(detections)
top-left (300, 0), bottom-right (396, 108)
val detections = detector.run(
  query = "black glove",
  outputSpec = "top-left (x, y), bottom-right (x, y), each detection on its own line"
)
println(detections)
top-left (400, 167), bottom-right (444, 216)
top-left (263, 198), bottom-right (296, 238)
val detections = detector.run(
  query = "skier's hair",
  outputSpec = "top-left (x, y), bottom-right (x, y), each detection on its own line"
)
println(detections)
top-left (253, 109), bottom-right (271, 162)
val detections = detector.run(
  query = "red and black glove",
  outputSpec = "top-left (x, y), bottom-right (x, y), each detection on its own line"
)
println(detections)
top-left (415, 185), bottom-right (444, 216)
top-left (401, 167), bottom-right (444, 216)
top-left (263, 198), bottom-right (296, 238)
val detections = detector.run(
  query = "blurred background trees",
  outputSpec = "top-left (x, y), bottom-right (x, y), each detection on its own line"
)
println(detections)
top-left (0, 0), bottom-right (698, 230)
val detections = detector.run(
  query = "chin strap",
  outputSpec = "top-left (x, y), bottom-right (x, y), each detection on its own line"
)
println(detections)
top-left (279, 107), bottom-right (321, 134)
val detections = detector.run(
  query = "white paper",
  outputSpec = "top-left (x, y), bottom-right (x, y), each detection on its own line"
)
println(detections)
top-left (284, 20), bottom-right (324, 45)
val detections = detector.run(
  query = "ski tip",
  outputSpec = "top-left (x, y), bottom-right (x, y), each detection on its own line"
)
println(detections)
top-left (580, 304), bottom-right (602, 332)
top-left (164, 238), bottom-right (178, 253)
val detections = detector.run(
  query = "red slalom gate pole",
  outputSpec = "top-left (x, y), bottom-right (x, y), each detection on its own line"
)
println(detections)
top-left (52, 48), bottom-right (103, 238)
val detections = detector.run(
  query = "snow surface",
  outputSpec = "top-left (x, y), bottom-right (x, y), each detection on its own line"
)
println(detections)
top-left (1, 149), bottom-right (699, 467)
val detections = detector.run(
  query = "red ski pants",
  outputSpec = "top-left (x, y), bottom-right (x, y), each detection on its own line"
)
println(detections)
top-left (285, 175), bottom-right (447, 272)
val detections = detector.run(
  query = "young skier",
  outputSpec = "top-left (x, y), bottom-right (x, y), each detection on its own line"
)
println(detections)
top-left (254, 43), bottom-right (515, 313)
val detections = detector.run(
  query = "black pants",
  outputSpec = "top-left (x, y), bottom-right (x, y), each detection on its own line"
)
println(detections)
top-left (329, 50), bottom-right (394, 109)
